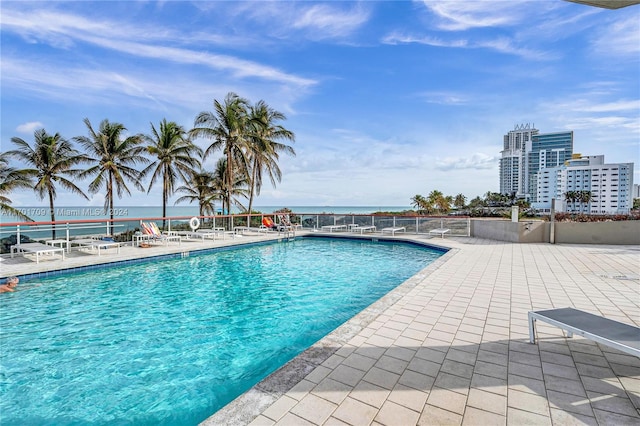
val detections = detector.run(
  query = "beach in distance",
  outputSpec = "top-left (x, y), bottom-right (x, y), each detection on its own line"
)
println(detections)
top-left (2, 206), bottom-right (413, 222)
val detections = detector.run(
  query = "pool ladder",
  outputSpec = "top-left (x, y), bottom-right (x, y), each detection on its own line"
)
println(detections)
top-left (282, 228), bottom-right (295, 242)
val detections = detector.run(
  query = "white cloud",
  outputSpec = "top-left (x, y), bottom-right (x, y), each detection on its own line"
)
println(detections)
top-left (383, 32), bottom-right (468, 48)
top-left (16, 121), bottom-right (44, 134)
top-left (434, 153), bottom-right (498, 171)
top-left (382, 32), bottom-right (553, 60)
top-left (0, 7), bottom-right (316, 88)
top-left (293, 4), bottom-right (370, 39)
top-left (592, 14), bottom-right (640, 57)
top-left (421, 0), bottom-right (535, 31)
top-left (417, 91), bottom-right (470, 105)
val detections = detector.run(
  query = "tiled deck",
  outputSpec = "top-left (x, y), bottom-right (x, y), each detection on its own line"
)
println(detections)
top-left (2, 234), bottom-right (639, 425)
top-left (205, 237), bottom-right (640, 426)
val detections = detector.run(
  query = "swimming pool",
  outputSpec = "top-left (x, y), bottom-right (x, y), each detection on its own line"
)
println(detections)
top-left (0, 237), bottom-right (444, 425)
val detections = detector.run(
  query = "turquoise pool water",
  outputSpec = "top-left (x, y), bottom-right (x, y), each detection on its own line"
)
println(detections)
top-left (0, 237), bottom-right (443, 425)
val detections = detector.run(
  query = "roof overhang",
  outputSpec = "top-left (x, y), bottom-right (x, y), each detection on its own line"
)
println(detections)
top-left (565, 0), bottom-right (640, 8)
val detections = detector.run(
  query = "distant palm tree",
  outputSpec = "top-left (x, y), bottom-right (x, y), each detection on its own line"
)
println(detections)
top-left (564, 190), bottom-right (578, 212)
top-left (0, 152), bottom-right (35, 221)
top-left (142, 119), bottom-right (202, 229)
top-left (8, 129), bottom-right (88, 238)
top-left (74, 118), bottom-right (148, 234)
top-left (453, 193), bottom-right (466, 210)
top-left (578, 190), bottom-right (592, 213)
top-left (410, 194), bottom-right (425, 211)
top-left (190, 92), bottom-right (251, 220)
top-left (428, 190), bottom-right (450, 214)
top-left (175, 169), bottom-right (220, 219)
top-left (245, 100), bottom-right (295, 215)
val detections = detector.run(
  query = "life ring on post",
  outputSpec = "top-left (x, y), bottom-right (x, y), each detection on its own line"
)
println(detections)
top-left (189, 216), bottom-right (201, 231)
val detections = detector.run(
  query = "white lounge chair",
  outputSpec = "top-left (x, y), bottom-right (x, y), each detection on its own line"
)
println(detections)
top-left (139, 222), bottom-right (181, 246)
top-left (11, 242), bottom-right (66, 263)
top-left (429, 228), bottom-right (450, 238)
top-left (381, 227), bottom-right (406, 236)
top-left (73, 238), bottom-right (121, 256)
top-left (351, 225), bottom-right (376, 234)
top-left (321, 224), bottom-right (347, 232)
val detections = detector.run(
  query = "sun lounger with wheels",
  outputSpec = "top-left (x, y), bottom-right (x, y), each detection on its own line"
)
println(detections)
top-left (529, 307), bottom-right (640, 357)
top-left (10, 243), bottom-right (66, 264)
top-left (381, 227), bottom-right (406, 236)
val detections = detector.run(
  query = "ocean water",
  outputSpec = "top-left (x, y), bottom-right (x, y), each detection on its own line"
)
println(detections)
top-left (1, 205), bottom-right (411, 223)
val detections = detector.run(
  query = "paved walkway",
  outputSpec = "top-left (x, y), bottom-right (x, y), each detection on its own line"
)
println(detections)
top-left (3, 234), bottom-right (639, 425)
top-left (206, 238), bottom-right (640, 426)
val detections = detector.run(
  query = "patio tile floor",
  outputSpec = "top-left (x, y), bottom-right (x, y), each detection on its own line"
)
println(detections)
top-left (207, 236), bottom-right (640, 425)
top-left (3, 232), bottom-right (638, 425)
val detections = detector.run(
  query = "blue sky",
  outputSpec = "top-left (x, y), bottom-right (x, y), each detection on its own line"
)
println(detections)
top-left (1, 0), bottom-right (639, 208)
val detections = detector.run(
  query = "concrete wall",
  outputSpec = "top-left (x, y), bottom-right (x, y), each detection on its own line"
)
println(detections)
top-left (470, 219), bottom-right (640, 245)
top-left (554, 221), bottom-right (640, 245)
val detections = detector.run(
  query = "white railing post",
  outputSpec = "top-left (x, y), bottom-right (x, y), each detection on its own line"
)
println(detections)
top-left (16, 225), bottom-right (20, 244)
top-left (416, 217), bottom-right (419, 234)
top-left (66, 223), bottom-right (70, 253)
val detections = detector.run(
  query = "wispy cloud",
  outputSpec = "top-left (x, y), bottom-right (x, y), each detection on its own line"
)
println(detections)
top-left (383, 32), bottom-right (468, 48)
top-left (383, 32), bottom-right (553, 60)
top-left (591, 14), bottom-right (640, 57)
top-left (16, 121), bottom-right (44, 134)
top-left (434, 153), bottom-right (498, 171)
top-left (420, 0), bottom-right (535, 31)
top-left (0, 7), bottom-right (315, 87)
top-left (417, 91), bottom-right (470, 105)
top-left (293, 4), bottom-right (370, 39)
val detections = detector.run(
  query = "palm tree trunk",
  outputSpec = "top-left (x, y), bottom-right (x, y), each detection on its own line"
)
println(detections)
top-left (227, 146), bottom-right (234, 230)
top-left (162, 170), bottom-right (168, 230)
top-left (49, 189), bottom-right (56, 240)
top-left (108, 172), bottom-right (114, 236)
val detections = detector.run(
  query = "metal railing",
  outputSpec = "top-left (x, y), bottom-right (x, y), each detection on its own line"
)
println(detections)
top-left (0, 213), bottom-right (470, 253)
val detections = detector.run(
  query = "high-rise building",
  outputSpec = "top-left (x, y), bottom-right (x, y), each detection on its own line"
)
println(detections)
top-left (499, 124), bottom-right (573, 201)
top-left (533, 154), bottom-right (634, 214)
top-left (499, 124), bottom-right (538, 198)
top-left (528, 131), bottom-right (574, 202)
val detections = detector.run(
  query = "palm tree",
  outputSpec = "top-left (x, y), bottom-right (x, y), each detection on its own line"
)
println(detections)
top-left (211, 157), bottom-right (249, 218)
top-left (175, 169), bottom-right (220, 219)
top-left (245, 100), bottom-right (295, 215)
top-left (578, 190), bottom-right (592, 213)
top-left (0, 152), bottom-right (35, 221)
top-left (190, 92), bottom-right (251, 221)
top-left (8, 129), bottom-right (88, 238)
top-left (74, 118), bottom-right (148, 234)
top-left (410, 194), bottom-right (426, 212)
top-left (410, 194), bottom-right (434, 215)
top-left (142, 119), bottom-right (202, 229)
top-left (564, 190), bottom-right (577, 212)
top-left (453, 193), bottom-right (466, 210)
top-left (428, 190), bottom-right (450, 214)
